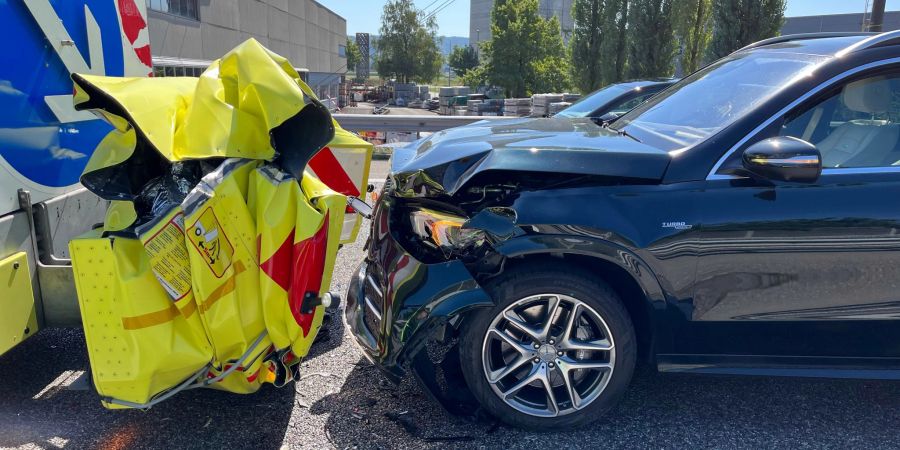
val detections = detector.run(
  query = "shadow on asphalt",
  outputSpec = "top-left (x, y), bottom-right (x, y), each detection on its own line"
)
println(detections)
top-left (4, 316), bottom-right (900, 449)
top-left (0, 328), bottom-right (296, 449)
top-left (314, 352), bottom-right (900, 448)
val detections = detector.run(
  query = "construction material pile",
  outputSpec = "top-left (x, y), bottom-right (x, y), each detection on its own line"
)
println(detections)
top-left (531, 93), bottom-right (565, 117)
top-left (439, 86), bottom-right (471, 115)
top-left (503, 98), bottom-right (532, 117)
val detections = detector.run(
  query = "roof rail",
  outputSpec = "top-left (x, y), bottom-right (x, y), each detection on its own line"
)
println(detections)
top-left (835, 29), bottom-right (900, 57)
top-left (738, 32), bottom-right (874, 53)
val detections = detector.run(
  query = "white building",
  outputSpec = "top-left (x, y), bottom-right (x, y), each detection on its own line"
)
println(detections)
top-left (145, 0), bottom-right (348, 99)
top-left (469, 0), bottom-right (574, 46)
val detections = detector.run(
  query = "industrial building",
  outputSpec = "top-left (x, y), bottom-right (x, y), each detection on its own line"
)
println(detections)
top-left (782, 11), bottom-right (900, 34)
top-left (145, 0), bottom-right (348, 101)
top-left (470, 0), bottom-right (574, 46)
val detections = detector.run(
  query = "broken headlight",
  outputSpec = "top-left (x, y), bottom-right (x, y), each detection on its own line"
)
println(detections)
top-left (409, 208), bottom-right (486, 252)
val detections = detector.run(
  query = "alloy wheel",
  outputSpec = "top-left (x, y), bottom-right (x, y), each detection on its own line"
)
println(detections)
top-left (481, 293), bottom-right (616, 417)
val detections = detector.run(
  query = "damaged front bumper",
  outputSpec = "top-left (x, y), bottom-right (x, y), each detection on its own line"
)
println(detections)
top-left (344, 196), bottom-right (494, 381)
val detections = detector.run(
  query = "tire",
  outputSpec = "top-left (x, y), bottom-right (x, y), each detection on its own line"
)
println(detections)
top-left (458, 262), bottom-right (637, 430)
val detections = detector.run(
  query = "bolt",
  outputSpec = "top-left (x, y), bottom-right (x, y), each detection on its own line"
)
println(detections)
top-left (549, 362), bottom-right (555, 368)
top-left (533, 343), bottom-right (540, 349)
top-left (548, 339), bottom-right (555, 345)
top-left (533, 357), bottom-right (540, 363)
top-left (557, 351), bottom-right (564, 356)
top-left (12, 262), bottom-right (19, 270)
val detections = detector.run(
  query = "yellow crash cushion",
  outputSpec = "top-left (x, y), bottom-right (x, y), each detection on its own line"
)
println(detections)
top-left (70, 232), bottom-right (213, 409)
top-left (0, 252), bottom-right (38, 357)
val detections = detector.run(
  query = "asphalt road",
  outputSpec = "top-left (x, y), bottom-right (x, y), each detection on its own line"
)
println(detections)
top-left (2, 175), bottom-right (900, 449)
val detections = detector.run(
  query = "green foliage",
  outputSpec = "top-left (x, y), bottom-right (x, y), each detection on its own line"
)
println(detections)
top-left (569, 0), bottom-right (606, 93)
top-left (374, 0), bottom-right (444, 83)
top-left (707, 0), bottom-right (786, 60)
top-left (627, 0), bottom-right (677, 79)
top-left (533, 54), bottom-right (572, 94)
top-left (448, 45), bottom-right (479, 78)
top-left (345, 38), bottom-right (363, 80)
top-left (599, 0), bottom-right (629, 85)
top-left (461, 64), bottom-right (489, 88)
top-left (672, 0), bottom-right (712, 74)
top-left (482, 0), bottom-right (569, 97)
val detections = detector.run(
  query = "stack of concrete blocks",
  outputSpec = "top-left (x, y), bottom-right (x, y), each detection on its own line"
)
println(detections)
top-left (393, 83), bottom-right (417, 104)
top-left (468, 98), bottom-right (503, 116)
top-left (418, 85), bottom-right (431, 101)
top-left (466, 99), bottom-right (483, 116)
top-left (532, 93), bottom-right (565, 117)
top-left (503, 98), bottom-right (532, 117)
top-left (439, 86), bottom-right (471, 115)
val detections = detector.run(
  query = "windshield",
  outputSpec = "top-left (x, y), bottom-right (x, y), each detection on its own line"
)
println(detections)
top-left (556, 85), bottom-right (628, 118)
top-left (613, 52), bottom-right (827, 151)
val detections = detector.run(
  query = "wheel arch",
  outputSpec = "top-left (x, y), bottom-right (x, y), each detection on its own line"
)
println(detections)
top-left (486, 235), bottom-right (668, 363)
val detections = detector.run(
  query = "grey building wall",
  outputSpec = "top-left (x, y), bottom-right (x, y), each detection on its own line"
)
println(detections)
top-left (782, 11), bottom-right (900, 34)
top-left (147, 0), bottom-right (347, 98)
top-left (470, 0), bottom-right (574, 46)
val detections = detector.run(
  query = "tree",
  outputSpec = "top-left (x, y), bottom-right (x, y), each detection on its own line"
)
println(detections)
top-left (569, 0), bottom-right (606, 93)
top-left (600, 0), bottom-right (629, 85)
top-left (627, 0), bottom-right (677, 79)
top-left (673, 0), bottom-right (712, 74)
top-left (707, 0), bottom-right (786, 60)
top-left (345, 38), bottom-right (363, 80)
top-left (483, 0), bottom-right (569, 97)
top-left (448, 45), bottom-right (479, 78)
top-left (374, 0), bottom-right (443, 83)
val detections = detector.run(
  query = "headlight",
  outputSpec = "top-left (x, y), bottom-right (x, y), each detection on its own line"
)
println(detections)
top-left (409, 208), bottom-right (486, 250)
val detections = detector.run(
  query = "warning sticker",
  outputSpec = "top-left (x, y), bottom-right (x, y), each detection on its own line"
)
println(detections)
top-left (140, 210), bottom-right (193, 301)
top-left (187, 208), bottom-right (234, 278)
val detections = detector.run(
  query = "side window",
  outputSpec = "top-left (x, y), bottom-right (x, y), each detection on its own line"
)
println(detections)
top-left (610, 92), bottom-right (656, 116)
top-left (781, 72), bottom-right (900, 168)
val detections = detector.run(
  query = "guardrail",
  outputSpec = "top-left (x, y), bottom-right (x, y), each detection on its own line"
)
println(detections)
top-left (332, 114), bottom-right (510, 132)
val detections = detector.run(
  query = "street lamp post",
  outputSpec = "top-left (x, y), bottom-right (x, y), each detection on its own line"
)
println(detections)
top-left (475, 28), bottom-right (480, 60)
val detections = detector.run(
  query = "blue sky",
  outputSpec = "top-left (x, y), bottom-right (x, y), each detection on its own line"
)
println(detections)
top-left (318, 0), bottom-right (900, 37)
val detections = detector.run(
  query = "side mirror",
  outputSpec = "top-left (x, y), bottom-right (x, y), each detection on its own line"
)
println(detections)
top-left (742, 136), bottom-right (822, 183)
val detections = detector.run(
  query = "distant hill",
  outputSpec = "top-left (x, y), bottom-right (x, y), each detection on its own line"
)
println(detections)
top-left (439, 36), bottom-right (470, 56)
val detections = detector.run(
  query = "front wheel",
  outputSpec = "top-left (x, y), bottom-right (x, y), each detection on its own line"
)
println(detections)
top-left (458, 263), bottom-right (636, 430)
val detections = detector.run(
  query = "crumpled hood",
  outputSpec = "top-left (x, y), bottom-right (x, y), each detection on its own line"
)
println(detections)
top-left (391, 117), bottom-right (671, 196)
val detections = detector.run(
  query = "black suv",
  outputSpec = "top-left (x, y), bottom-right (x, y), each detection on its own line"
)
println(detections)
top-left (345, 32), bottom-right (900, 430)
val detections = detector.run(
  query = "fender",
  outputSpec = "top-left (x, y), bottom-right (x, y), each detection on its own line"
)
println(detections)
top-left (492, 233), bottom-right (668, 309)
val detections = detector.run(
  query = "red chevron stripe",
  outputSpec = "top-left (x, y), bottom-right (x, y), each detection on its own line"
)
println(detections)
top-left (309, 147), bottom-right (361, 197)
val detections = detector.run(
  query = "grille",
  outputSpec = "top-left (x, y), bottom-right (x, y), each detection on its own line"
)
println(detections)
top-left (362, 273), bottom-right (383, 337)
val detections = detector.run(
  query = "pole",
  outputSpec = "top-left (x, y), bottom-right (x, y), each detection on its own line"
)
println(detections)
top-left (870, 0), bottom-right (886, 32)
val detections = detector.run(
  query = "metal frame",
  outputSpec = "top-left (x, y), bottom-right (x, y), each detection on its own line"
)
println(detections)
top-left (706, 57), bottom-right (900, 180)
top-left (333, 114), bottom-right (509, 133)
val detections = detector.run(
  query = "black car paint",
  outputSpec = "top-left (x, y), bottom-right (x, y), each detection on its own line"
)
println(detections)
top-left (345, 37), bottom-right (900, 393)
top-left (345, 194), bottom-right (493, 381)
top-left (391, 118), bottom-right (671, 196)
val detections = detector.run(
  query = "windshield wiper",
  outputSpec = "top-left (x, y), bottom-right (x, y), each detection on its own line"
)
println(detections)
top-left (605, 123), bottom-right (642, 143)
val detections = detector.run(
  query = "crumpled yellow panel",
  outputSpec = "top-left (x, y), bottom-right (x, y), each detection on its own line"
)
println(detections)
top-left (73, 38), bottom-right (308, 162)
top-left (67, 38), bottom-right (359, 409)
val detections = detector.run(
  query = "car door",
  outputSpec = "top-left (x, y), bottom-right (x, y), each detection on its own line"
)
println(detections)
top-left (688, 67), bottom-right (900, 363)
